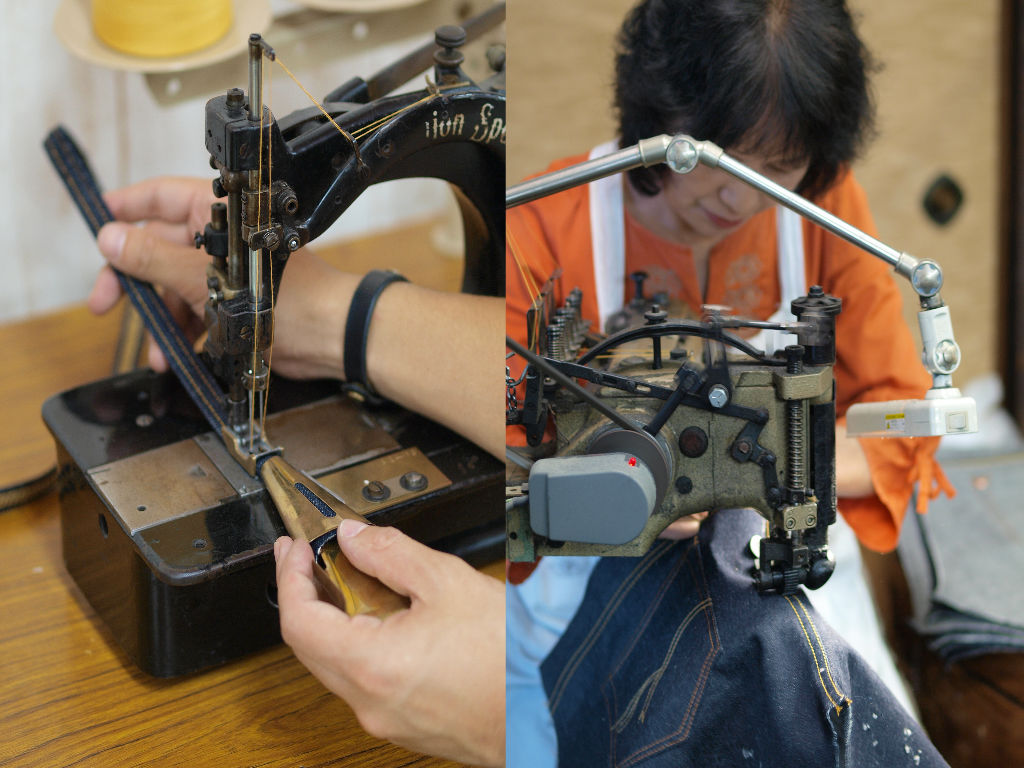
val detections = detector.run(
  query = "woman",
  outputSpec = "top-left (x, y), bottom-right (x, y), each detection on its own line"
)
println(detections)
top-left (506, 0), bottom-right (951, 765)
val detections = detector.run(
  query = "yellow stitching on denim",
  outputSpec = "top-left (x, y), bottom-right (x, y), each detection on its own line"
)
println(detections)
top-left (51, 137), bottom-right (228, 431)
top-left (784, 594), bottom-right (843, 712)
top-left (132, 285), bottom-right (226, 429)
top-left (550, 543), bottom-right (668, 710)
top-left (548, 541), bottom-right (674, 713)
top-left (636, 597), bottom-right (713, 724)
top-left (50, 146), bottom-right (102, 233)
top-left (620, 544), bottom-right (718, 766)
top-left (621, 600), bottom-right (718, 767)
top-left (794, 594), bottom-right (850, 706)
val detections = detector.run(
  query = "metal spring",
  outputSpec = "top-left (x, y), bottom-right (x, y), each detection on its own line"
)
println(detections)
top-left (555, 308), bottom-right (577, 346)
top-left (547, 323), bottom-right (565, 361)
top-left (787, 399), bottom-right (805, 491)
top-left (786, 354), bottom-right (806, 492)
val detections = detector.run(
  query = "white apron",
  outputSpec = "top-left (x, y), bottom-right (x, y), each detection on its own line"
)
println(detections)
top-left (586, 139), bottom-right (803, 350)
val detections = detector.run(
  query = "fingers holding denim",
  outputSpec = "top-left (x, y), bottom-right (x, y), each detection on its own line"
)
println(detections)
top-left (87, 264), bottom-right (124, 315)
top-left (104, 177), bottom-right (215, 230)
top-left (97, 221), bottom-right (209, 310)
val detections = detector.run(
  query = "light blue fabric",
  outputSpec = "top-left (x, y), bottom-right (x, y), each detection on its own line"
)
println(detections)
top-left (506, 556), bottom-right (599, 768)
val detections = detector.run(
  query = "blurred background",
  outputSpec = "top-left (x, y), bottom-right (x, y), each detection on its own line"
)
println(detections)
top-left (1, 0), bottom-right (501, 324)
top-left (508, 0), bottom-right (1006, 402)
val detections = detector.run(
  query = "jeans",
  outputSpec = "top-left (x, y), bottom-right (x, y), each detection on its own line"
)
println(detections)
top-left (539, 508), bottom-right (948, 767)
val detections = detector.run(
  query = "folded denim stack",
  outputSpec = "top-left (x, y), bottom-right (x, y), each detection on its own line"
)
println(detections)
top-left (899, 450), bottom-right (1024, 662)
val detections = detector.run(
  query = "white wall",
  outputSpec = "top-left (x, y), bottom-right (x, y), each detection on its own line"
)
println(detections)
top-left (2, 0), bottom-right (496, 322)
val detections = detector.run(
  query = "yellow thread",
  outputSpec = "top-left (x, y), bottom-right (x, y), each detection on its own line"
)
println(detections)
top-left (505, 227), bottom-right (546, 350)
top-left (92, 0), bottom-right (232, 59)
top-left (350, 83), bottom-right (469, 140)
top-left (784, 595), bottom-right (848, 712)
top-left (793, 595), bottom-right (849, 704)
top-left (262, 61), bottom-right (275, 434)
top-left (274, 55), bottom-right (365, 170)
top-left (275, 54), bottom-right (469, 168)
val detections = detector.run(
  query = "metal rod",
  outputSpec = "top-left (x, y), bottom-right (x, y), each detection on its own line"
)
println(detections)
top-left (506, 336), bottom-right (646, 435)
top-left (248, 34), bottom-right (263, 122)
top-left (507, 147), bottom-right (644, 207)
top-left (713, 152), bottom-right (907, 271)
top-left (506, 137), bottom-right (673, 208)
top-left (505, 132), bottom-right (921, 280)
top-left (227, 189), bottom-right (243, 289)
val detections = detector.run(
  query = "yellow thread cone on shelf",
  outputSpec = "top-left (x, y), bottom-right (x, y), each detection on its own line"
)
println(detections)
top-left (92, 0), bottom-right (233, 59)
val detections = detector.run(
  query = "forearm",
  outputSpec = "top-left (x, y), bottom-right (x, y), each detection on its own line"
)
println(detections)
top-left (835, 421), bottom-right (873, 499)
top-left (272, 251), bottom-right (504, 460)
top-left (368, 284), bottom-right (504, 461)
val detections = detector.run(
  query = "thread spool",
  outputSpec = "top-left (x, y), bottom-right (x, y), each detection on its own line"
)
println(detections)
top-left (92, 0), bottom-right (233, 58)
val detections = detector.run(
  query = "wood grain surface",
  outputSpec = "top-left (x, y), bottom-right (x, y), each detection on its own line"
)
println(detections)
top-left (0, 218), bottom-right (495, 768)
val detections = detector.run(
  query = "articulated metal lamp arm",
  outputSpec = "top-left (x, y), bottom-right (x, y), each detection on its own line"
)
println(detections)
top-left (506, 133), bottom-right (978, 436)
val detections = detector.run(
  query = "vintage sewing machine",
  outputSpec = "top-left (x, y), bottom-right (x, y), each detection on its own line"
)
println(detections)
top-left (43, 8), bottom-right (505, 676)
top-left (506, 134), bottom-right (978, 594)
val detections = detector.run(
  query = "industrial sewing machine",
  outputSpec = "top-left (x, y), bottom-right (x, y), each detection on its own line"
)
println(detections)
top-left (43, 6), bottom-right (505, 676)
top-left (505, 134), bottom-right (978, 595)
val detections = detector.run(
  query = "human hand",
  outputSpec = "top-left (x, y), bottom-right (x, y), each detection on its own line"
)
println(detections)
top-left (89, 175), bottom-right (359, 380)
top-left (89, 177), bottom-right (217, 371)
top-left (658, 511), bottom-right (709, 539)
top-left (274, 520), bottom-right (505, 767)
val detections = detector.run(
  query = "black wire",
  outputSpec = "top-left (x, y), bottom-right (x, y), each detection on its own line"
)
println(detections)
top-left (577, 322), bottom-right (787, 366)
top-left (0, 466), bottom-right (58, 513)
top-left (505, 336), bottom-right (645, 435)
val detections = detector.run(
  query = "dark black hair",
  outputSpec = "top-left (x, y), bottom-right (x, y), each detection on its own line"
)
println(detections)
top-left (615, 0), bottom-right (877, 199)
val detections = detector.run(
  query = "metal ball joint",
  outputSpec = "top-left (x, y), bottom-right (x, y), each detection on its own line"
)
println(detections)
top-left (934, 339), bottom-right (961, 371)
top-left (911, 260), bottom-right (943, 298)
top-left (665, 137), bottom-right (699, 174)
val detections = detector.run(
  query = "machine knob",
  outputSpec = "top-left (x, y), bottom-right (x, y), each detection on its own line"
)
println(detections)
top-left (434, 25), bottom-right (466, 76)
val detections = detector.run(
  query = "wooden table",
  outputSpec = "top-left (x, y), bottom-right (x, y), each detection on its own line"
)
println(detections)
top-left (0, 220), bottom-right (497, 768)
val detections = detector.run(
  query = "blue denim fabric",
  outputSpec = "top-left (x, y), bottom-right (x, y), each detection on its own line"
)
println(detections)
top-left (540, 508), bottom-right (949, 767)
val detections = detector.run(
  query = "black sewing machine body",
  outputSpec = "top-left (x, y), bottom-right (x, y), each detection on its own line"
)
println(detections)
top-left (45, 18), bottom-right (505, 677)
top-left (45, 371), bottom-right (502, 677)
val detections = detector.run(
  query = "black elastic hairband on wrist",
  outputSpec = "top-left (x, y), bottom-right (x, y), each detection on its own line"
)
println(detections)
top-left (343, 269), bottom-right (408, 399)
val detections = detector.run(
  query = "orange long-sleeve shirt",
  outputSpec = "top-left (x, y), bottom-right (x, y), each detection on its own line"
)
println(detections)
top-left (507, 154), bottom-right (953, 553)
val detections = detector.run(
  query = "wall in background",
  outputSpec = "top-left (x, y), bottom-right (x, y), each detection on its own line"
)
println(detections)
top-left (506, 0), bottom-right (1001, 390)
top-left (2, 0), bottom-right (500, 323)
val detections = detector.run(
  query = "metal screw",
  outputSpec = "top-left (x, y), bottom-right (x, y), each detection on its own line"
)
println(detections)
top-left (226, 87), bottom-right (244, 114)
top-left (400, 471), bottom-right (428, 492)
top-left (362, 480), bottom-right (390, 502)
top-left (707, 384), bottom-right (729, 408)
top-left (934, 339), bottom-right (960, 371)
